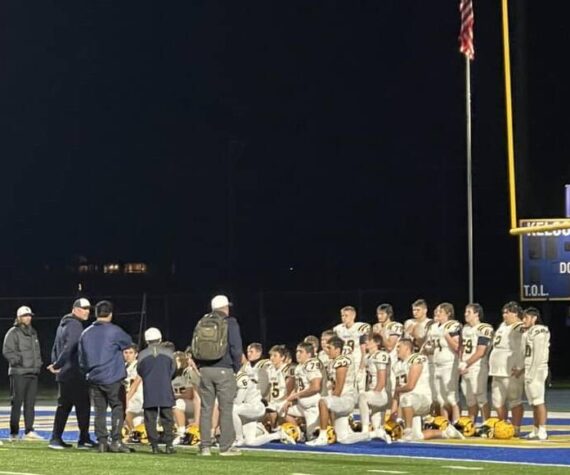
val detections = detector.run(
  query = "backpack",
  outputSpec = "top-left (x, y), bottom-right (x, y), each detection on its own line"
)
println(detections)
top-left (191, 312), bottom-right (229, 361)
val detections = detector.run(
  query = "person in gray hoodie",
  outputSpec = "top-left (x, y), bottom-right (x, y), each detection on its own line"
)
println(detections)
top-left (2, 305), bottom-right (43, 441)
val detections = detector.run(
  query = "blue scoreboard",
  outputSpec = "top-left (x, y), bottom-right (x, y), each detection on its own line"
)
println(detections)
top-left (519, 218), bottom-right (570, 301)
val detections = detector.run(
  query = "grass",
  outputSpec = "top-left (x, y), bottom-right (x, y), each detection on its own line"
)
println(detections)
top-left (0, 442), bottom-right (569, 475)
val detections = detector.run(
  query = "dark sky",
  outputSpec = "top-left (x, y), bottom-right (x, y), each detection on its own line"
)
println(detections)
top-left (1, 1), bottom-right (568, 300)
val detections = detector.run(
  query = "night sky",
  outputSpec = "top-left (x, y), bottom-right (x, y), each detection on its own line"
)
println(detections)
top-left (1, 1), bottom-right (569, 303)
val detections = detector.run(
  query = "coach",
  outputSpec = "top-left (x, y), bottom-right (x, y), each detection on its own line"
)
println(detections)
top-left (48, 298), bottom-right (95, 450)
top-left (194, 295), bottom-right (243, 456)
top-left (79, 300), bottom-right (133, 453)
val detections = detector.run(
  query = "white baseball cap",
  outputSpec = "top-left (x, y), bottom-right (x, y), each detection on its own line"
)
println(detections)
top-left (73, 298), bottom-right (92, 309)
top-left (17, 306), bottom-right (34, 318)
top-left (144, 327), bottom-right (162, 342)
top-left (211, 295), bottom-right (232, 310)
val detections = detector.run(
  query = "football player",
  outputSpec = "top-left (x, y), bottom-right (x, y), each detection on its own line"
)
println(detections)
top-left (265, 345), bottom-right (295, 429)
top-left (123, 345), bottom-right (144, 432)
top-left (307, 336), bottom-right (370, 445)
top-left (391, 339), bottom-right (463, 441)
top-left (172, 352), bottom-right (201, 444)
top-left (521, 307), bottom-right (550, 440)
top-left (425, 303), bottom-right (461, 422)
top-left (333, 306), bottom-right (371, 393)
top-left (318, 330), bottom-right (334, 368)
top-left (406, 299), bottom-right (432, 350)
top-left (489, 301), bottom-right (525, 435)
top-left (282, 342), bottom-right (323, 438)
top-left (459, 303), bottom-right (493, 421)
top-left (357, 333), bottom-right (391, 442)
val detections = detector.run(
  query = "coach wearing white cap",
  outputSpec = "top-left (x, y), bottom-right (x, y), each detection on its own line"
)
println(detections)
top-left (2, 305), bottom-right (43, 441)
top-left (48, 298), bottom-right (95, 450)
top-left (193, 294), bottom-right (243, 456)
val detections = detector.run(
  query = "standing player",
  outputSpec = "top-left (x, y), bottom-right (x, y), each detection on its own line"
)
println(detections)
top-left (459, 303), bottom-right (493, 422)
top-left (333, 306), bottom-right (370, 393)
top-left (124, 345), bottom-right (144, 432)
top-left (521, 307), bottom-right (550, 440)
top-left (489, 301), bottom-right (525, 436)
top-left (357, 333), bottom-right (391, 442)
top-left (307, 336), bottom-right (370, 445)
top-left (425, 303), bottom-right (461, 422)
top-left (282, 342), bottom-right (323, 439)
top-left (406, 299), bottom-right (432, 350)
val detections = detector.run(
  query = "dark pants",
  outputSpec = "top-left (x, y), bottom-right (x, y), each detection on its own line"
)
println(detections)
top-left (199, 367), bottom-right (237, 452)
top-left (89, 381), bottom-right (124, 444)
top-left (144, 407), bottom-right (174, 446)
top-left (51, 378), bottom-right (91, 442)
top-left (9, 374), bottom-right (38, 435)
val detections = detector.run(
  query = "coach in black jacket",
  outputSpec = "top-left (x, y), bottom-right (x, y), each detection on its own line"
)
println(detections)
top-left (2, 306), bottom-right (43, 440)
top-left (47, 298), bottom-right (95, 450)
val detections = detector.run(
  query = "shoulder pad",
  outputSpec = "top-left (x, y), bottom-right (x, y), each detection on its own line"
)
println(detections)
top-left (357, 322), bottom-right (371, 333)
top-left (306, 357), bottom-right (322, 370)
top-left (333, 355), bottom-right (351, 368)
top-left (374, 350), bottom-right (390, 364)
top-left (513, 321), bottom-right (525, 332)
top-left (444, 320), bottom-right (461, 332)
top-left (409, 353), bottom-right (426, 365)
top-left (254, 359), bottom-right (271, 370)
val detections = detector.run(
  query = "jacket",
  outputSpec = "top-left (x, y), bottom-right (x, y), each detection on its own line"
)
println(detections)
top-left (196, 312), bottom-right (243, 373)
top-left (78, 320), bottom-right (132, 385)
top-left (2, 323), bottom-right (42, 376)
top-left (51, 314), bottom-right (86, 382)
top-left (137, 343), bottom-right (176, 408)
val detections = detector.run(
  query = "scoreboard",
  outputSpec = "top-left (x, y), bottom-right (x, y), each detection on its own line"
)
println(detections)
top-left (519, 218), bottom-right (570, 301)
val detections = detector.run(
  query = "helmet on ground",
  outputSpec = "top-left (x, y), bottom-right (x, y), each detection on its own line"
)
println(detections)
top-left (384, 419), bottom-right (403, 441)
top-left (280, 422), bottom-right (301, 442)
top-left (131, 424), bottom-right (148, 444)
top-left (454, 416), bottom-right (476, 437)
top-left (493, 420), bottom-right (515, 440)
top-left (185, 424), bottom-right (201, 446)
top-left (423, 415), bottom-right (449, 431)
top-left (475, 417), bottom-right (500, 438)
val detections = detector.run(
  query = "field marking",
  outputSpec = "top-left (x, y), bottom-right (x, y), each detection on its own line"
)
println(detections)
top-left (442, 467), bottom-right (483, 471)
top-left (245, 447), bottom-right (570, 469)
top-left (367, 470), bottom-right (409, 474)
top-left (0, 471), bottom-right (45, 475)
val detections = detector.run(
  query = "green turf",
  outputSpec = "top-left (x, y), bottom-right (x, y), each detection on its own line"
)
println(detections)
top-left (0, 442), bottom-right (569, 475)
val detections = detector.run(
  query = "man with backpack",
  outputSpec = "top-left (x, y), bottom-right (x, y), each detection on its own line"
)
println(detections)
top-left (192, 295), bottom-right (243, 456)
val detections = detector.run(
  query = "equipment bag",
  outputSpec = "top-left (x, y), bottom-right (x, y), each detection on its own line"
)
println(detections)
top-left (191, 313), bottom-right (228, 361)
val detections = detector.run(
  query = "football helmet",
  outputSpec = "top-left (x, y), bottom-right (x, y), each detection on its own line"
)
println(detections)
top-left (493, 420), bottom-right (515, 440)
top-left (384, 419), bottom-right (403, 441)
top-left (326, 425), bottom-right (337, 444)
top-left (475, 417), bottom-right (500, 438)
top-left (454, 416), bottom-right (476, 437)
top-left (184, 424), bottom-right (201, 446)
top-left (130, 424), bottom-right (148, 444)
top-left (423, 415), bottom-right (449, 431)
top-left (280, 422), bottom-right (301, 443)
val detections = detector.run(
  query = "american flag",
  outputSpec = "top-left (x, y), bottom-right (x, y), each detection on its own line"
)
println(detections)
top-left (459, 0), bottom-right (475, 60)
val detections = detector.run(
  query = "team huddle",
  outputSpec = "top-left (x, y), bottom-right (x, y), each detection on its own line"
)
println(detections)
top-left (123, 299), bottom-right (550, 448)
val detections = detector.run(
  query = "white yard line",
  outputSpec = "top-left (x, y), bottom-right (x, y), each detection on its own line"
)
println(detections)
top-left (441, 466), bottom-right (483, 471)
top-left (367, 470), bottom-right (409, 474)
top-left (0, 471), bottom-right (45, 475)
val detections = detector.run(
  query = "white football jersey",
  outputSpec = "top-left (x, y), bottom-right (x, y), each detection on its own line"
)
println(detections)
top-left (125, 361), bottom-right (138, 390)
top-left (267, 364), bottom-right (291, 403)
top-left (461, 323), bottom-right (493, 367)
top-left (489, 321), bottom-right (525, 377)
top-left (428, 320), bottom-right (462, 366)
top-left (294, 357), bottom-right (323, 392)
top-left (393, 353), bottom-right (431, 397)
top-left (328, 354), bottom-right (356, 398)
top-left (235, 369), bottom-right (262, 404)
top-left (333, 322), bottom-right (371, 364)
top-left (523, 324), bottom-right (550, 377)
top-left (365, 350), bottom-right (390, 390)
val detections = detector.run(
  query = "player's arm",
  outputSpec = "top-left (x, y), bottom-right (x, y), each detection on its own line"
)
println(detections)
top-left (332, 365), bottom-right (347, 397)
top-left (394, 362), bottom-right (422, 395)
top-left (444, 332), bottom-right (461, 353)
top-left (526, 331), bottom-right (547, 381)
top-left (127, 375), bottom-right (142, 401)
top-left (460, 337), bottom-right (491, 373)
top-left (288, 377), bottom-right (322, 401)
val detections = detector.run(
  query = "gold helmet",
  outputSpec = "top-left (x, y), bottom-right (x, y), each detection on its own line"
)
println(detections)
top-left (280, 422), bottom-right (301, 443)
top-left (326, 425), bottom-right (337, 444)
top-left (423, 415), bottom-right (449, 431)
top-left (185, 424), bottom-right (201, 446)
top-left (493, 420), bottom-right (515, 440)
top-left (131, 424), bottom-right (148, 444)
top-left (454, 416), bottom-right (476, 437)
top-left (475, 417), bottom-right (501, 438)
top-left (384, 419), bottom-right (403, 441)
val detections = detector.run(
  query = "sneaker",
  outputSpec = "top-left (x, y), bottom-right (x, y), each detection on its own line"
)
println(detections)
top-left (306, 436), bottom-right (328, 447)
top-left (375, 428), bottom-right (392, 444)
top-left (537, 429), bottom-right (548, 441)
top-left (8, 434), bottom-right (19, 442)
top-left (234, 439), bottom-right (245, 447)
top-left (523, 430), bottom-right (538, 440)
top-left (49, 439), bottom-right (73, 450)
top-left (219, 447), bottom-right (242, 456)
top-left (279, 427), bottom-right (296, 445)
top-left (444, 424), bottom-right (465, 440)
top-left (23, 431), bottom-right (45, 441)
top-left (109, 442), bottom-right (134, 453)
top-left (197, 447), bottom-right (212, 456)
top-left (173, 435), bottom-right (184, 446)
top-left (77, 438), bottom-right (97, 449)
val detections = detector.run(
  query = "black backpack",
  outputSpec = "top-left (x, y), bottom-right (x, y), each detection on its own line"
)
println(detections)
top-left (191, 312), bottom-right (229, 361)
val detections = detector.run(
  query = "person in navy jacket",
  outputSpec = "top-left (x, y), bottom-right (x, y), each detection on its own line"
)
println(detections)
top-left (79, 300), bottom-right (133, 453)
top-left (47, 298), bottom-right (95, 450)
top-left (132, 328), bottom-right (176, 454)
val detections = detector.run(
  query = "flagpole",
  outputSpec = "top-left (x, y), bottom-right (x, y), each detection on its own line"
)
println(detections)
top-left (465, 56), bottom-right (474, 303)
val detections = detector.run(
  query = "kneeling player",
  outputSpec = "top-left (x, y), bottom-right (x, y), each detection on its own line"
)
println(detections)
top-left (307, 336), bottom-right (370, 446)
top-left (358, 333), bottom-right (391, 442)
top-left (392, 339), bottom-right (463, 441)
top-left (282, 342), bottom-right (322, 439)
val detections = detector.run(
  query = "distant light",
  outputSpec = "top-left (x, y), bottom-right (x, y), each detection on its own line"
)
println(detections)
top-left (289, 267), bottom-right (294, 271)
top-left (124, 263), bottom-right (148, 274)
top-left (103, 263), bottom-right (121, 274)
